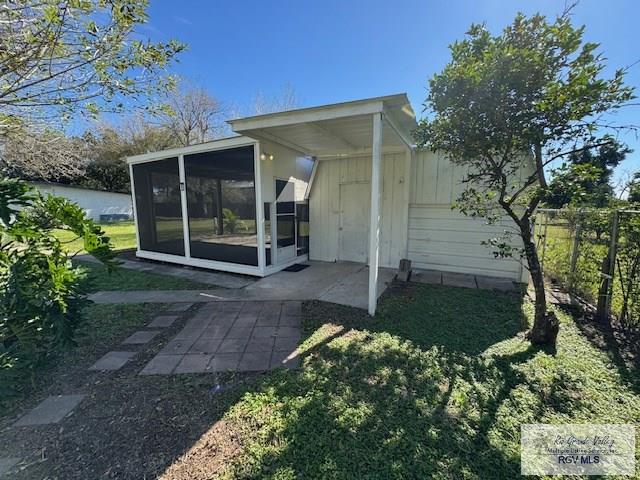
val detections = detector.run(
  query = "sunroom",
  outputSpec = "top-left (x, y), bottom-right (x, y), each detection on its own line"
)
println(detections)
top-left (128, 136), bottom-right (314, 277)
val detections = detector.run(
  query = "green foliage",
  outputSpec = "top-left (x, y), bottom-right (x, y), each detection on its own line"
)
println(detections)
top-left (223, 207), bottom-right (240, 234)
top-left (628, 172), bottom-right (640, 204)
top-left (545, 137), bottom-right (631, 208)
top-left (0, 177), bottom-right (115, 397)
top-left (0, 0), bottom-right (186, 132)
top-left (414, 9), bottom-right (634, 338)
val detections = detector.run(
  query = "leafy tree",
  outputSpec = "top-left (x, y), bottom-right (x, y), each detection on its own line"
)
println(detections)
top-left (628, 172), bottom-right (640, 204)
top-left (82, 117), bottom-right (178, 192)
top-left (415, 11), bottom-right (634, 346)
top-left (0, 0), bottom-right (185, 133)
top-left (0, 177), bottom-right (115, 396)
top-left (545, 137), bottom-right (631, 208)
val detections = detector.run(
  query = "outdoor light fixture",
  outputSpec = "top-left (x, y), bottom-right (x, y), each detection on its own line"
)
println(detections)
top-left (260, 152), bottom-right (274, 161)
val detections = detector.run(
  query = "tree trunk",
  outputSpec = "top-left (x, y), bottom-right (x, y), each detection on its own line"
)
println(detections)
top-left (520, 216), bottom-right (559, 346)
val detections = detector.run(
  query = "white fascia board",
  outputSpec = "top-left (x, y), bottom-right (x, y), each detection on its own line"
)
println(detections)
top-left (383, 109), bottom-right (415, 149)
top-left (126, 136), bottom-right (256, 165)
top-left (230, 101), bottom-right (384, 132)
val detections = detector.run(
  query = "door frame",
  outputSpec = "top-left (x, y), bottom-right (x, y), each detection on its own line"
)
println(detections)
top-left (274, 177), bottom-right (297, 263)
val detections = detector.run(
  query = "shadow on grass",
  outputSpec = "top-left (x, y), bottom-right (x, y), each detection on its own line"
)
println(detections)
top-left (210, 283), bottom-right (547, 479)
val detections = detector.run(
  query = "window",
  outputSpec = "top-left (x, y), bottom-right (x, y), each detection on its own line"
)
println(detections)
top-left (184, 145), bottom-right (258, 266)
top-left (275, 179), bottom-right (295, 248)
top-left (132, 157), bottom-right (184, 255)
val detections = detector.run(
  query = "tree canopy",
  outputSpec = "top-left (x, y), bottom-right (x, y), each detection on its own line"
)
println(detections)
top-left (0, 0), bottom-right (185, 133)
top-left (415, 10), bottom-right (635, 346)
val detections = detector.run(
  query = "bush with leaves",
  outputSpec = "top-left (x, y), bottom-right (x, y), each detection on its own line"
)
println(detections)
top-left (0, 177), bottom-right (115, 398)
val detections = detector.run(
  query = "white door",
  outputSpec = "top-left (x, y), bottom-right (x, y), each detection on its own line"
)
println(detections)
top-left (275, 179), bottom-right (296, 263)
top-left (339, 182), bottom-right (370, 263)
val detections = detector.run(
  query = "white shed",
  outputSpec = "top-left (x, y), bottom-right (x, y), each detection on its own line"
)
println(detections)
top-left (127, 94), bottom-right (528, 315)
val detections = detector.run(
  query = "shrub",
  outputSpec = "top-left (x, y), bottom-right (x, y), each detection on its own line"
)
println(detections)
top-left (0, 177), bottom-right (115, 397)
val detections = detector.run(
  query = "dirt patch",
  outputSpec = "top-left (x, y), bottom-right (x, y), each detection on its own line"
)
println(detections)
top-left (0, 303), bottom-right (264, 479)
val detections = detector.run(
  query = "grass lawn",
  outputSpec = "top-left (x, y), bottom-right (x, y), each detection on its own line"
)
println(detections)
top-left (166, 284), bottom-right (639, 480)
top-left (2, 283), bottom-right (639, 479)
top-left (55, 220), bottom-right (137, 253)
top-left (76, 260), bottom-right (212, 292)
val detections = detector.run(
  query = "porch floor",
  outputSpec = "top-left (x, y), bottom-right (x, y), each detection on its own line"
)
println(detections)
top-left (88, 261), bottom-right (396, 311)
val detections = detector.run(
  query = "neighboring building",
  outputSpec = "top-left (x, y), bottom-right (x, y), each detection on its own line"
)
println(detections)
top-left (127, 94), bottom-right (531, 314)
top-left (29, 182), bottom-right (132, 222)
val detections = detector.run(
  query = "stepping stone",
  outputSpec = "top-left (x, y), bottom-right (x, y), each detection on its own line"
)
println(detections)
top-left (168, 303), bottom-right (193, 312)
top-left (122, 330), bottom-right (161, 345)
top-left (148, 315), bottom-right (179, 328)
top-left (88, 351), bottom-right (136, 371)
top-left (14, 394), bottom-right (85, 426)
top-left (411, 270), bottom-right (442, 285)
top-left (0, 457), bottom-right (19, 476)
top-left (442, 272), bottom-right (476, 289)
top-left (139, 354), bottom-right (182, 375)
top-left (174, 354), bottom-right (213, 373)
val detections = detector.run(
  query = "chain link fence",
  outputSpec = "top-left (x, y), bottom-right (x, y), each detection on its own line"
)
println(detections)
top-left (535, 208), bottom-right (640, 328)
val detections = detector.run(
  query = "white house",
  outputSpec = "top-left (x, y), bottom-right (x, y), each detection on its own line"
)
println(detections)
top-left (29, 182), bottom-right (132, 222)
top-left (127, 94), bottom-right (529, 315)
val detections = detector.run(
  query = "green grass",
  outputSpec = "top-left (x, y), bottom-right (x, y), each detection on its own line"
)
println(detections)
top-left (213, 284), bottom-right (640, 479)
top-left (76, 261), bottom-right (212, 292)
top-left (55, 221), bottom-right (137, 253)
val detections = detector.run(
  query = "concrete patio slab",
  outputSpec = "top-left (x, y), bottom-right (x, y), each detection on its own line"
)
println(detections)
top-left (147, 315), bottom-right (179, 328)
top-left (139, 354), bottom-right (182, 375)
top-left (122, 330), bottom-right (161, 345)
top-left (0, 457), bottom-right (19, 476)
top-left (442, 272), bottom-right (477, 289)
top-left (14, 394), bottom-right (85, 426)
top-left (88, 351), bottom-right (136, 371)
top-left (271, 350), bottom-right (300, 369)
top-left (318, 265), bottom-right (395, 309)
top-left (140, 300), bottom-right (303, 374)
top-left (167, 303), bottom-right (194, 312)
top-left (209, 353), bottom-right (242, 372)
top-left (174, 354), bottom-right (213, 374)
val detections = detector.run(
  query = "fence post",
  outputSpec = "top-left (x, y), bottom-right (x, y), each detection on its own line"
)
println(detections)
top-left (540, 212), bottom-right (549, 274)
top-left (604, 210), bottom-right (620, 319)
top-left (568, 211), bottom-right (582, 292)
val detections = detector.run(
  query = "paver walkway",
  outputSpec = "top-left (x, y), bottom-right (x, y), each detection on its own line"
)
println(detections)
top-left (88, 262), bottom-right (396, 311)
top-left (14, 395), bottom-right (85, 426)
top-left (140, 301), bottom-right (301, 374)
top-left (411, 269), bottom-right (518, 291)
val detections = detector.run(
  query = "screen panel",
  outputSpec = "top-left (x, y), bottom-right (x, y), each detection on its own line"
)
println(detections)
top-left (132, 157), bottom-right (184, 255)
top-left (184, 145), bottom-right (258, 266)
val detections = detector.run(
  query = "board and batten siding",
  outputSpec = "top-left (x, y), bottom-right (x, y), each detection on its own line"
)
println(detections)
top-left (408, 150), bottom-right (527, 281)
top-left (309, 152), bottom-right (410, 268)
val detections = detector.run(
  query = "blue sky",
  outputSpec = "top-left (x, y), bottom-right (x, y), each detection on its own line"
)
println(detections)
top-left (141, 0), bottom-right (640, 184)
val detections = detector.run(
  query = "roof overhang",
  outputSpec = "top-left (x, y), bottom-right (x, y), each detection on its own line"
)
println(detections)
top-left (228, 93), bottom-right (416, 158)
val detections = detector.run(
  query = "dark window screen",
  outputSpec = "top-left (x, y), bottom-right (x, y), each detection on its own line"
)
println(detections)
top-left (132, 158), bottom-right (184, 255)
top-left (184, 145), bottom-right (258, 266)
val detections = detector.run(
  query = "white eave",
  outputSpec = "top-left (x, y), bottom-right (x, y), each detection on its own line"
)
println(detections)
top-left (228, 93), bottom-right (417, 157)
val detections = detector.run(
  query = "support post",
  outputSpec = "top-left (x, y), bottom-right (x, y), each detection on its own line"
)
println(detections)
top-left (604, 210), bottom-right (620, 318)
top-left (178, 154), bottom-right (191, 259)
top-left (368, 112), bottom-right (383, 315)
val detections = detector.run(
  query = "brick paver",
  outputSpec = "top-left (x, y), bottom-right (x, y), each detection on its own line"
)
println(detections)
top-left (139, 301), bottom-right (302, 375)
